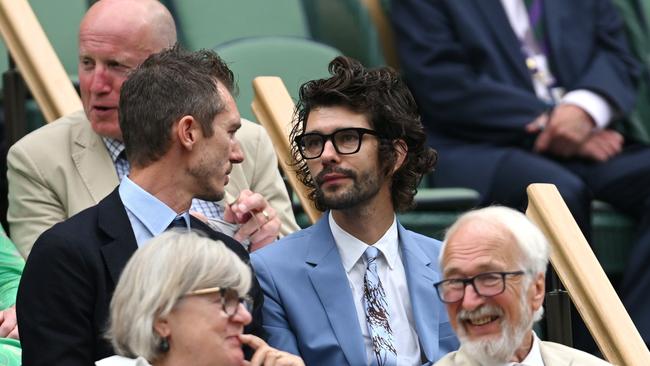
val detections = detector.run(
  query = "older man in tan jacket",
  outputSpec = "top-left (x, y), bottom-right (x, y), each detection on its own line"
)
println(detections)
top-left (434, 206), bottom-right (611, 366)
top-left (7, 0), bottom-right (298, 257)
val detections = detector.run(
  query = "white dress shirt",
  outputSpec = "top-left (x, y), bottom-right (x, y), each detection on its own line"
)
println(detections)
top-left (507, 332), bottom-right (544, 366)
top-left (500, 0), bottom-right (613, 128)
top-left (329, 212), bottom-right (421, 366)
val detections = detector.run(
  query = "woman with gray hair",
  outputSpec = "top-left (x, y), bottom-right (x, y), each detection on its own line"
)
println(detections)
top-left (96, 230), bottom-right (303, 366)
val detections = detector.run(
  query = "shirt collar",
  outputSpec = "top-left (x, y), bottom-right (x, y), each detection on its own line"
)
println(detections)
top-left (329, 212), bottom-right (399, 273)
top-left (507, 331), bottom-right (543, 366)
top-left (102, 137), bottom-right (126, 163)
top-left (119, 176), bottom-right (185, 236)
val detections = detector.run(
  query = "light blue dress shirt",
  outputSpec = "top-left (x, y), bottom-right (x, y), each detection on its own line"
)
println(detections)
top-left (118, 176), bottom-right (190, 247)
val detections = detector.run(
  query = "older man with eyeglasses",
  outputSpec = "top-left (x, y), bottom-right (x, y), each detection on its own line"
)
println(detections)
top-left (433, 206), bottom-right (611, 366)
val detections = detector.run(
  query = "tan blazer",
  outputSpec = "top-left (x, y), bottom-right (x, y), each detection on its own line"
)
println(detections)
top-left (7, 110), bottom-right (298, 257)
top-left (434, 341), bottom-right (613, 366)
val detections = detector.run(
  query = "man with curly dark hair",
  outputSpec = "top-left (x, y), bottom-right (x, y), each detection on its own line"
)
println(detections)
top-left (251, 56), bottom-right (459, 366)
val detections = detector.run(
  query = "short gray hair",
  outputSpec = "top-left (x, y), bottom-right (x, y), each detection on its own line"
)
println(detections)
top-left (441, 206), bottom-right (550, 277)
top-left (107, 230), bottom-right (251, 361)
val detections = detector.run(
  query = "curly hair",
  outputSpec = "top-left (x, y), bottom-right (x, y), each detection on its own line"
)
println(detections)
top-left (291, 56), bottom-right (437, 212)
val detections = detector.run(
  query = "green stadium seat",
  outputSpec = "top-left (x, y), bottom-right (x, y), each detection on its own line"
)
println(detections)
top-left (166, 0), bottom-right (309, 51)
top-left (611, 0), bottom-right (650, 143)
top-left (2, 0), bottom-right (88, 135)
top-left (301, 0), bottom-right (386, 67)
top-left (29, 0), bottom-right (87, 77)
top-left (214, 36), bottom-right (341, 122)
top-left (0, 41), bottom-right (7, 79)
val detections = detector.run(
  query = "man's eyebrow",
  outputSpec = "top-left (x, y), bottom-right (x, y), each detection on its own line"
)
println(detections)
top-left (443, 262), bottom-right (505, 277)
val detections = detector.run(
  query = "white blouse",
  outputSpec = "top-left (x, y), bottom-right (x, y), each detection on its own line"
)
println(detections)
top-left (95, 355), bottom-right (152, 366)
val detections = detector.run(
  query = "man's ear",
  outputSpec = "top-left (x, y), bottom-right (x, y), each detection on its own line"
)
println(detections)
top-left (392, 139), bottom-right (408, 174)
top-left (176, 115), bottom-right (199, 150)
top-left (530, 272), bottom-right (546, 311)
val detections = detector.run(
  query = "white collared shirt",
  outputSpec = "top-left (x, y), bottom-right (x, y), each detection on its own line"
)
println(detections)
top-left (507, 332), bottom-right (544, 366)
top-left (329, 213), bottom-right (421, 366)
top-left (500, 0), bottom-right (612, 128)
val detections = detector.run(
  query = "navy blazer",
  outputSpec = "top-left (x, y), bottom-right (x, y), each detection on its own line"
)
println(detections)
top-left (391, 0), bottom-right (639, 195)
top-left (17, 188), bottom-right (263, 366)
top-left (251, 215), bottom-right (458, 365)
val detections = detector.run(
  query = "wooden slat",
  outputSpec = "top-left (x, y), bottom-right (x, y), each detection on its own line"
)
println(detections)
top-left (0, 0), bottom-right (82, 122)
top-left (361, 0), bottom-right (399, 69)
top-left (526, 183), bottom-right (650, 365)
top-left (251, 76), bottom-right (321, 224)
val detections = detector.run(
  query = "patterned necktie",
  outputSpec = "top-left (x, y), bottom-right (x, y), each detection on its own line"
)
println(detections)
top-left (363, 246), bottom-right (397, 366)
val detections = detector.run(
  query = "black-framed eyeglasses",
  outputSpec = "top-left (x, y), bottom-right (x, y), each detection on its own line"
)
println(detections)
top-left (185, 287), bottom-right (253, 318)
top-left (433, 271), bottom-right (526, 304)
top-left (294, 127), bottom-right (379, 159)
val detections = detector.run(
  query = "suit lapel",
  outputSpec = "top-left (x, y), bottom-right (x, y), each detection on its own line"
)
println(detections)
top-left (474, 0), bottom-right (535, 87)
top-left (97, 189), bottom-right (138, 285)
top-left (399, 225), bottom-right (443, 364)
top-left (306, 217), bottom-right (367, 366)
top-left (543, 0), bottom-right (572, 81)
top-left (71, 117), bottom-right (120, 203)
top-left (539, 341), bottom-right (573, 365)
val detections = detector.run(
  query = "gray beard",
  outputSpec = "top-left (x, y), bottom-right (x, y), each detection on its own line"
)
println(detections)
top-left (456, 297), bottom-right (534, 365)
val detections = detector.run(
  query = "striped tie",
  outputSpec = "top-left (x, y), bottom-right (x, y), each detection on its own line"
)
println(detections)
top-left (363, 246), bottom-right (397, 366)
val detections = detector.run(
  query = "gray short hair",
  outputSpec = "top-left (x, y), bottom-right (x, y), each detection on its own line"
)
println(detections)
top-left (441, 206), bottom-right (550, 278)
top-left (107, 230), bottom-right (251, 361)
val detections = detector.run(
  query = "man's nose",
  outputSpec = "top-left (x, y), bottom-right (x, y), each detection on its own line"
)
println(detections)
top-left (89, 66), bottom-right (112, 94)
top-left (460, 283), bottom-right (485, 311)
top-left (319, 139), bottom-right (339, 163)
top-left (230, 139), bottom-right (244, 164)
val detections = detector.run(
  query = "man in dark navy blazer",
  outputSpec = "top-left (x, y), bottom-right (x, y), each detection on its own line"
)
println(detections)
top-left (392, 0), bottom-right (650, 345)
top-left (16, 46), bottom-right (264, 365)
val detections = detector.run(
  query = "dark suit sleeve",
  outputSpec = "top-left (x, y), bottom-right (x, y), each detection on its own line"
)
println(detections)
top-left (391, 0), bottom-right (546, 143)
top-left (562, 0), bottom-right (639, 113)
top-left (17, 228), bottom-right (98, 366)
top-left (390, 0), bottom-right (638, 144)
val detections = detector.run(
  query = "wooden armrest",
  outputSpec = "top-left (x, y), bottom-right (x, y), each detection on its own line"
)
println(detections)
top-left (526, 183), bottom-right (649, 365)
top-left (0, 0), bottom-right (81, 122)
top-left (251, 76), bottom-right (321, 224)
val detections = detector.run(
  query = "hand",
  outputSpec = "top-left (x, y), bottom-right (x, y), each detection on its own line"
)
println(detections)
top-left (224, 190), bottom-right (281, 252)
top-left (0, 306), bottom-right (19, 339)
top-left (189, 211), bottom-right (208, 223)
top-left (525, 111), bottom-right (550, 134)
top-left (577, 129), bottom-right (624, 162)
top-left (240, 334), bottom-right (305, 366)
top-left (534, 104), bottom-right (595, 157)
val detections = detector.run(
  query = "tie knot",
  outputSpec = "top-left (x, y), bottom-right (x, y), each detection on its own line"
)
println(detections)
top-left (167, 216), bottom-right (188, 231)
top-left (364, 246), bottom-right (380, 262)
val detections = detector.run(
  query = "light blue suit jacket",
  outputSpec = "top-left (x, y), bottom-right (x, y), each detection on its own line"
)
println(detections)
top-left (251, 215), bottom-right (459, 365)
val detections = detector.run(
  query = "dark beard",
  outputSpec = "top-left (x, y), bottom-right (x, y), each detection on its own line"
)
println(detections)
top-left (314, 166), bottom-right (382, 210)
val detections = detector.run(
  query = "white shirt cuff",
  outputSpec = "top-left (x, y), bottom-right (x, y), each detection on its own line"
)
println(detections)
top-left (561, 89), bottom-right (613, 129)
